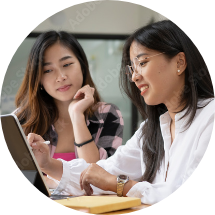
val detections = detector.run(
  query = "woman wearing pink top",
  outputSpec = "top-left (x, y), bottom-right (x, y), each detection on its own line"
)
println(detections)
top-left (15, 31), bottom-right (124, 187)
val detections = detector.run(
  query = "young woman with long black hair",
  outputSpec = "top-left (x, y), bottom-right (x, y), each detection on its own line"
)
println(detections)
top-left (27, 20), bottom-right (214, 204)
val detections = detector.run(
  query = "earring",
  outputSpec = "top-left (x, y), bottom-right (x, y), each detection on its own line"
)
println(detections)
top-left (41, 86), bottom-right (43, 90)
top-left (177, 70), bottom-right (180, 73)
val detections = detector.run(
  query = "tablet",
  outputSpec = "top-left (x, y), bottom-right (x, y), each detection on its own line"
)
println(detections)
top-left (1, 114), bottom-right (51, 197)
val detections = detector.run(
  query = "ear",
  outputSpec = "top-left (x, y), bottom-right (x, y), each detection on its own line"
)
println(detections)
top-left (176, 52), bottom-right (187, 75)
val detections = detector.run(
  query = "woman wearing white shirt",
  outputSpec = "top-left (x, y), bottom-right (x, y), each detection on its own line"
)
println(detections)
top-left (28, 20), bottom-right (214, 204)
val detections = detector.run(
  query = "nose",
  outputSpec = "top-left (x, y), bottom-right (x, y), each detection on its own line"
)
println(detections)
top-left (131, 70), bottom-right (142, 83)
top-left (56, 70), bottom-right (67, 82)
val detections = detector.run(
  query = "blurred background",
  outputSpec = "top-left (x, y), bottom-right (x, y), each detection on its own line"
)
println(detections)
top-left (1, 1), bottom-right (166, 144)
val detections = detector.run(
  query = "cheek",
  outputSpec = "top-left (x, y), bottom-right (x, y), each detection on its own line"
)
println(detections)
top-left (40, 76), bottom-right (53, 92)
top-left (154, 65), bottom-right (177, 93)
top-left (144, 66), bottom-right (163, 86)
top-left (73, 68), bottom-right (83, 86)
top-left (146, 64), bottom-right (173, 91)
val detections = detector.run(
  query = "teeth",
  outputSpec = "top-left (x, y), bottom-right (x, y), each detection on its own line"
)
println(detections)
top-left (140, 86), bottom-right (149, 91)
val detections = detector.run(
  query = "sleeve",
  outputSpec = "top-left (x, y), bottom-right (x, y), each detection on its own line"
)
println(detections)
top-left (95, 103), bottom-right (124, 159)
top-left (52, 123), bottom-right (144, 196)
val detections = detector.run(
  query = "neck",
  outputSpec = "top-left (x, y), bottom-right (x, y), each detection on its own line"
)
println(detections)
top-left (164, 91), bottom-right (185, 122)
top-left (165, 101), bottom-right (186, 122)
top-left (164, 83), bottom-right (186, 122)
top-left (54, 100), bottom-right (72, 123)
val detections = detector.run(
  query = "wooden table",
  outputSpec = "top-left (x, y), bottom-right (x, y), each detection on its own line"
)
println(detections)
top-left (75, 195), bottom-right (150, 214)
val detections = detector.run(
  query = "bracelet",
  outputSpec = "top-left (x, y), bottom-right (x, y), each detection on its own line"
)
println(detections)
top-left (74, 137), bottom-right (94, 147)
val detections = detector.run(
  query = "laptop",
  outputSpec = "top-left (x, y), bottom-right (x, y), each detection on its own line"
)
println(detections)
top-left (1, 114), bottom-right (75, 200)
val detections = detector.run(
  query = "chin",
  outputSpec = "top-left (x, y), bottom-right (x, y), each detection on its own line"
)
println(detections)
top-left (54, 96), bottom-right (74, 103)
top-left (144, 97), bottom-right (160, 106)
top-left (145, 101), bottom-right (158, 106)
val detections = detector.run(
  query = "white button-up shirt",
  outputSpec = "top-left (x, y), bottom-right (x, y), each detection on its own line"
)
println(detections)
top-left (52, 99), bottom-right (215, 204)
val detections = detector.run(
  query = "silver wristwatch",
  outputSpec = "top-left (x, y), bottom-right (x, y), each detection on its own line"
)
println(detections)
top-left (117, 175), bottom-right (129, 197)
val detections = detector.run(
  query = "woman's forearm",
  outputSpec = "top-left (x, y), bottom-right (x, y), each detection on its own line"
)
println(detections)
top-left (70, 113), bottom-right (100, 163)
top-left (41, 158), bottom-right (63, 181)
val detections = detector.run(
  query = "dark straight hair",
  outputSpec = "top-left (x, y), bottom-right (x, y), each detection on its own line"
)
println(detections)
top-left (120, 20), bottom-right (214, 183)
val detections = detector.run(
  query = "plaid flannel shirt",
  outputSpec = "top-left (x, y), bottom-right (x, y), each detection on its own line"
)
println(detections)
top-left (44, 102), bottom-right (124, 160)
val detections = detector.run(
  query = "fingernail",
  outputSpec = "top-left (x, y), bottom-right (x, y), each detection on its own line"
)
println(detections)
top-left (32, 143), bottom-right (37, 146)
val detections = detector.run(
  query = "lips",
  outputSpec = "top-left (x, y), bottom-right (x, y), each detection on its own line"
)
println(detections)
top-left (138, 84), bottom-right (149, 90)
top-left (57, 84), bottom-right (71, 92)
top-left (140, 87), bottom-right (149, 96)
top-left (137, 84), bottom-right (149, 96)
top-left (140, 85), bottom-right (149, 92)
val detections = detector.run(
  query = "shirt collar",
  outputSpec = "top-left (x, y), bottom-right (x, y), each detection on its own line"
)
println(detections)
top-left (159, 98), bottom-right (212, 130)
top-left (159, 106), bottom-right (190, 130)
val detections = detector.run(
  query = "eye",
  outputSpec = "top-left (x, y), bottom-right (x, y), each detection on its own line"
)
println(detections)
top-left (63, 63), bottom-right (73, 67)
top-left (139, 61), bottom-right (148, 67)
top-left (44, 69), bottom-right (52, 74)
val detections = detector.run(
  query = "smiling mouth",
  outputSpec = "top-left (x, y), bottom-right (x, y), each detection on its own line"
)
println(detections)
top-left (140, 86), bottom-right (149, 92)
top-left (140, 85), bottom-right (149, 96)
top-left (57, 85), bottom-right (71, 92)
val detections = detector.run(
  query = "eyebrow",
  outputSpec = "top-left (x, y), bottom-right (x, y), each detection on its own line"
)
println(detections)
top-left (43, 56), bottom-right (73, 66)
top-left (130, 53), bottom-right (149, 62)
top-left (136, 53), bottom-right (149, 59)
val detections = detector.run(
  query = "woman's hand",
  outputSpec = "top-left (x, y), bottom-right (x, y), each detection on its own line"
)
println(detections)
top-left (80, 163), bottom-right (117, 196)
top-left (27, 133), bottom-right (51, 171)
top-left (68, 85), bottom-right (95, 117)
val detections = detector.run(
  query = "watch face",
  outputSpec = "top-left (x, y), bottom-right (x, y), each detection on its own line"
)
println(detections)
top-left (119, 175), bottom-right (128, 180)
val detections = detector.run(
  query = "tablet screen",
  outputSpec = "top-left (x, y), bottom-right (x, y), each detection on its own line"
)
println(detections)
top-left (1, 115), bottom-right (36, 170)
top-left (1, 114), bottom-right (51, 197)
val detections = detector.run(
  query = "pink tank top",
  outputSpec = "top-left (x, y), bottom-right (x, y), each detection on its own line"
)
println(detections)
top-left (53, 152), bottom-right (76, 161)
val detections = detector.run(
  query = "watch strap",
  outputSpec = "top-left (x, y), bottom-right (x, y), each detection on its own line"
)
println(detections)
top-left (117, 175), bottom-right (129, 197)
top-left (117, 181), bottom-right (124, 197)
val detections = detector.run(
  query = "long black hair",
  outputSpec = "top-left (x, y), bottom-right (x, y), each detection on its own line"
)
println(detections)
top-left (120, 20), bottom-right (214, 183)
